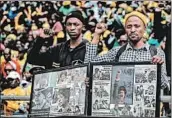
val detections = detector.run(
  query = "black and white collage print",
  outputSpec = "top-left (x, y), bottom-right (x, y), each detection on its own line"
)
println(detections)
top-left (31, 67), bottom-right (87, 116)
top-left (133, 65), bottom-right (157, 117)
top-left (92, 65), bottom-right (112, 115)
top-left (31, 73), bottom-right (53, 113)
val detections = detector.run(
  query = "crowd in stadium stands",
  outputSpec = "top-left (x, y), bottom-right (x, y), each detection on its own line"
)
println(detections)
top-left (0, 1), bottom-right (171, 116)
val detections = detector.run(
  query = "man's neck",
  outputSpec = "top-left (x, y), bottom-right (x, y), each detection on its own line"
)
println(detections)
top-left (70, 34), bottom-right (82, 48)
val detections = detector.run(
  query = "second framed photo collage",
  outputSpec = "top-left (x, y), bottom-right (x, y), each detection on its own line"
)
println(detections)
top-left (29, 62), bottom-right (161, 118)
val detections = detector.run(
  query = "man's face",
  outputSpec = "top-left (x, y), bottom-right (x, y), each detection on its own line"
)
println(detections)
top-left (66, 18), bottom-right (83, 40)
top-left (57, 94), bottom-right (66, 106)
top-left (119, 90), bottom-right (125, 99)
top-left (148, 86), bottom-right (154, 94)
top-left (125, 16), bottom-right (145, 44)
top-left (28, 32), bottom-right (34, 41)
top-left (3, 48), bottom-right (11, 61)
top-left (60, 74), bottom-right (65, 82)
top-left (5, 65), bottom-right (14, 75)
top-left (35, 92), bottom-right (45, 104)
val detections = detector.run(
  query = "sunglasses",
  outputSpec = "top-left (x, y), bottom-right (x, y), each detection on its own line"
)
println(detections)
top-left (119, 40), bottom-right (128, 43)
top-left (5, 69), bottom-right (14, 72)
top-left (7, 78), bottom-right (16, 82)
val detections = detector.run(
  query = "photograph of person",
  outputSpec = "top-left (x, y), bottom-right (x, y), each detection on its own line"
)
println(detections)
top-left (101, 71), bottom-right (110, 80)
top-left (99, 100), bottom-right (109, 109)
top-left (144, 96), bottom-right (155, 107)
top-left (92, 99), bottom-right (100, 110)
top-left (148, 70), bottom-right (156, 83)
top-left (112, 69), bottom-right (133, 105)
top-left (93, 85), bottom-right (109, 98)
top-left (133, 104), bottom-right (144, 117)
top-left (52, 88), bottom-right (72, 113)
top-left (34, 74), bottom-right (49, 90)
top-left (145, 85), bottom-right (155, 95)
top-left (135, 85), bottom-right (144, 101)
top-left (74, 105), bottom-right (81, 114)
top-left (93, 68), bottom-right (102, 80)
top-left (32, 90), bottom-right (49, 110)
top-left (44, 87), bottom-right (54, 107)
top-left (56, 71), bottom-right (68, 84)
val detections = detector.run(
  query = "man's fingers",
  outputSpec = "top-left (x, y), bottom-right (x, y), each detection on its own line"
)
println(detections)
top-left (85, 77), bottom-right (89, 82)
top-left (85, 77), bottom-right (89, 87)
top-left (152, 56), bottom-right (164, 64)
top-left (159, 59), bottom-right (164, 64)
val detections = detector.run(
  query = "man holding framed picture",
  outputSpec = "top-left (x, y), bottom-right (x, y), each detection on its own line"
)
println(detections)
top-left (84, 11), bottom-right (169, 89)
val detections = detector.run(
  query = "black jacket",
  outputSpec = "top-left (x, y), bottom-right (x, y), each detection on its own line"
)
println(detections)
top-left (27, 37), bottom-right (88, 69)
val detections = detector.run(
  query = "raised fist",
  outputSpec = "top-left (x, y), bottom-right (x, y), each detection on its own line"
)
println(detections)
top-left (39, 28), bottom-right (52, 38)
top-left (94, 23), bottom-right (107, 35)
top-left (115, 70), bottom-right (121, 81)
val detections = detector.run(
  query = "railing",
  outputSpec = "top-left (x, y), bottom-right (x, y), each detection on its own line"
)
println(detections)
top-left (0, 92), bottom-right (171, 118)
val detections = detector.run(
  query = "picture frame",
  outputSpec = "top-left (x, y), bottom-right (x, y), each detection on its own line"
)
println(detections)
top-left (29, 64), bottom-right (89, 117)
top-left (88, 62), bottom-right (161, 117)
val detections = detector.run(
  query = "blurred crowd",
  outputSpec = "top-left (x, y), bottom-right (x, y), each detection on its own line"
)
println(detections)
top-left (0, 1), bottom-right (171, 116)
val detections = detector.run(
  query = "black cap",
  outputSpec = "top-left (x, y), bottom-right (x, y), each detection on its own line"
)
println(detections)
top-left (65, 10), bottom-right (85, 24)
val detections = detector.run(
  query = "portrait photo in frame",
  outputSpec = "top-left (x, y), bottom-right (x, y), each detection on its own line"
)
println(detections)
top-left (89, 62), bottom-right (161, 117)
top-left (29, 64), bottom-right (89, 117)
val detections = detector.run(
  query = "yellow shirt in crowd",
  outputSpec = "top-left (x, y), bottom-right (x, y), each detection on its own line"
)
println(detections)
top-left (2, 86), bottom-right (26, 115)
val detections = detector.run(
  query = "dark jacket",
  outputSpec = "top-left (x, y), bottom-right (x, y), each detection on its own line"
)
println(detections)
top-left (27, 37), bottom-right (88, 69)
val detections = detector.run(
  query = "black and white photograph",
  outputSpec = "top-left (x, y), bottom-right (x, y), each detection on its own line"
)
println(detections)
top-left (79, 67), bottom-right (87, 78)
top-left (92, 99), bottom-right (110, 111)
top-left (73, 105), bottom-right (81, 115)
top-left (93, 65), bottom-right (112, 80)
top-left (134, 65), bottom-right (157, 83)
top-left (147, 70), bottom-right (157, 83)
top-left (120, 105), bottom-right (133, 116)
top-left (56, 70), bottom-right (69, 85)
top-left (110, 104), bottom-right (133, 117)
top-left (51, 88), bottom-right (72, 113)
top-left (111, 66), bottom-right (134, 105)
top-left (135, 69), bottom-right (149, 83)
top-left (69, 84), bottom-right (85, 106)
top-left (34, 73), bottom-right (50, 90)
top-left (144, 96), bottom-right (156, 108)
top-left (31, 87), bottom-right (53, 111)
top-left (93, 85), bottom-right (109, 98)
top-left (133, 103), bottom-right (144, 117)
top-left (134, 85), bottom-right (144, 101)
top-left (69, 67), bottom-right (87, 82)
top-left (144, 109), bottom-right (155, 117)
top-left (144, 84), bottom-right (156, 95)
top-left (48, 66), bottom-right (87, 116)
top-left (93, 68), bottom-right (102, 80)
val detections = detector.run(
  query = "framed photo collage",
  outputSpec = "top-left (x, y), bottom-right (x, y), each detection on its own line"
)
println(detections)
top-left (29, 62), bottom-right (161, 118)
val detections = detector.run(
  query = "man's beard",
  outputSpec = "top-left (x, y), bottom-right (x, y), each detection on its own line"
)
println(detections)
top-left (129, 37), bottom-right (142, 45)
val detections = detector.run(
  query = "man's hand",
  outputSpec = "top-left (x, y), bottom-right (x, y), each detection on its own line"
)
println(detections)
top-left (152, 55), bottom-right (164, 64)
top-left (94, 23), bottom-right (107, 35)
top-left (39, 28), bottom-right (52, 38)
top-left (92, 23), bottom-right (107, 44)
top-left (85, 77), bottom-right (89, 87)
top-left (115, 70), bottom-right (121, 81)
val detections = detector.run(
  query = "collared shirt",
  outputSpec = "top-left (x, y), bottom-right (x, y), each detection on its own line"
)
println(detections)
top-left (84, 43), bottom-right (169, 88)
